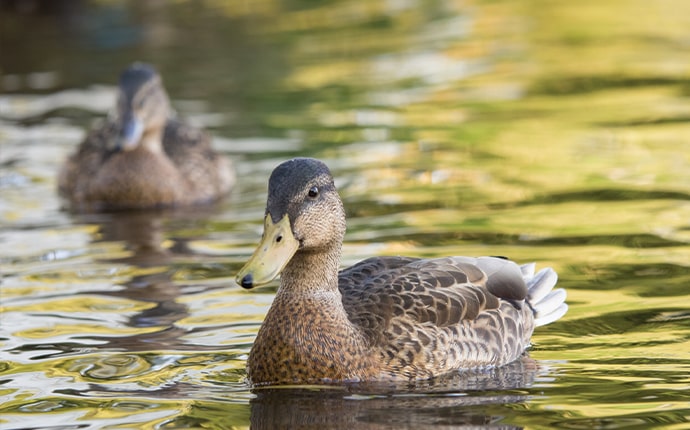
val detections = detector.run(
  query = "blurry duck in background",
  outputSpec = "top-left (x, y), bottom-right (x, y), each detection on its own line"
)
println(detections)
top-left (58, 62), bottom-right (235, 211)
top-left (236, 157), bottom-right (568, 386)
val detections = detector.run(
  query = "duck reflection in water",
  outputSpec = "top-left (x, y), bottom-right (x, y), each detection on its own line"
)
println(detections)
top-left (78, 208), bottom-right (229, 352)
top-left (249, 356), bottom-right (544, 430)
top-left (57, 60), bottom-right (237, 346)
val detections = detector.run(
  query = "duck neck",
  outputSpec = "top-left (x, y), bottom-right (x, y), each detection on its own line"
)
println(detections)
top-left (138, 127), bottom-right (165, 154)
top-left (278, 245), bottom-right (342, 296)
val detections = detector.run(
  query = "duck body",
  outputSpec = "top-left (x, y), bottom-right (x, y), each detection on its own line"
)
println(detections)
top-left (58, 63), bottom-right (234, 211)
top-left (237, 158), bottom-right (567, 386)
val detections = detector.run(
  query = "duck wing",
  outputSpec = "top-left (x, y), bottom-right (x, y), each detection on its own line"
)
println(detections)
top-left (162, 119), bottom-right (235, 199)
top-left (338, 256), bottom-right (532, 377)
top-left (163, 119), bottom-right (214, 153)
top-left (58, 119), bottom-right (119, 199)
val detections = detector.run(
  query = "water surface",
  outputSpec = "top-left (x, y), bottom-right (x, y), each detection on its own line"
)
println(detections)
top-left (1, 1), bottom-right (689, 428)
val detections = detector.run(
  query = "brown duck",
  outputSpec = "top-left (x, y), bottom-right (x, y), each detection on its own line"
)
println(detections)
top-left (236, 157), bottom-right (567, 386)
top-left (58, 63), bottom-right (234, 211)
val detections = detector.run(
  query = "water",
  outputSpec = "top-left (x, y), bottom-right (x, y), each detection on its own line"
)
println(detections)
top-left (1, 0), bottom-right (689, 428)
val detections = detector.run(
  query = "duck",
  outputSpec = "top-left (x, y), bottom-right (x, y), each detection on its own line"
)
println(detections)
top-left (236, 157), bottom-right (568, 386)
top-left (58, 62), bottom-right (235, 211)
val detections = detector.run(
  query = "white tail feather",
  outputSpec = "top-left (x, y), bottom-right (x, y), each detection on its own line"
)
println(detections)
top-left (535, 303), bottom-right (569, 327)
top-left (527, 268), bottom-right (559, 303)
top-left (522, 265), bottom-right (567, 327)
top-left (520, 262), bottom-right (536, 279)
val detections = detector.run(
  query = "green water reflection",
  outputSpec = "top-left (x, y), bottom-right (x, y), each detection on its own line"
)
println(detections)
top-left (1, 0), bottom-right (690, 429)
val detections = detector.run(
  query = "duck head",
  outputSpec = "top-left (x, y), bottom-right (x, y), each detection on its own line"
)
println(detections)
top-left (113, 63), bottom-right (170, 152)
top-left (236, 158), bottom-right (346, 289)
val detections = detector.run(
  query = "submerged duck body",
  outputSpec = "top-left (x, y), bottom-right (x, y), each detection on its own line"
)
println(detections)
top-left (58, 63), bottom-right (234, 211)
top-left (237, 158), bottom-right (567, 386)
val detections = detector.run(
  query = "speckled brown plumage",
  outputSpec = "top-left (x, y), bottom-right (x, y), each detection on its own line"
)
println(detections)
top-left (237, 158), bottom-right (567, 386)
top-left (58, 63), bottom-right (234, 211)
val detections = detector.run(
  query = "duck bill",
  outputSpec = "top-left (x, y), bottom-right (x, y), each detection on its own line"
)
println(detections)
top-left (236, 214), bottom-right (299, 289)
top-left (115, 113), bottom-right (144, 151)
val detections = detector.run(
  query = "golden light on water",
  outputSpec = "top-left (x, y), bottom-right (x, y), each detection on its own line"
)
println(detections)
top-left (1, 0), bottom-right (689, 428)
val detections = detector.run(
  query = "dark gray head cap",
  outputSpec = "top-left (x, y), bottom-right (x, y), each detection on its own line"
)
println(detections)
top-left (266, 158), bottom-right (336, 222)
top-left (118, 62), bottom-right (160, 96)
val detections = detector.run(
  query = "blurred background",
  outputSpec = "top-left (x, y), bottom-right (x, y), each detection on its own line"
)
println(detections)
top-left (1, 0), bottom-right (689, 429)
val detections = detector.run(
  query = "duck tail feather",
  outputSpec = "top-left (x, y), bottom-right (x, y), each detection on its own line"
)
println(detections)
top-left (520, 262), bottom-right (536, 279)
top-left (523, 266), bottom-right (567, 327)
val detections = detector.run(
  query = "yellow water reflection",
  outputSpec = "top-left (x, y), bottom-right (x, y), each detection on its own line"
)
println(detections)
top-left (2, 0), bottom-right (690, 428)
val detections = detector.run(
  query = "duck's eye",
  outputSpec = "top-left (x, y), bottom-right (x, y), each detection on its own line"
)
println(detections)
top-left (135, 97), bottom-right (146, 109)
top-left (307, 186), bottom-right (319, 198)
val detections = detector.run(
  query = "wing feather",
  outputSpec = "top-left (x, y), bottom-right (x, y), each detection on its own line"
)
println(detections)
top-left (339, 256), bottom-right (528, 346)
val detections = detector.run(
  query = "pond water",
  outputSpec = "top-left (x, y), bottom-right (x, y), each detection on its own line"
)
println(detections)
top-left (2, 0), bottom-right (690, 428)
